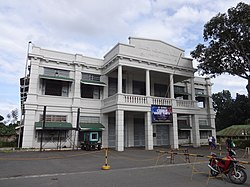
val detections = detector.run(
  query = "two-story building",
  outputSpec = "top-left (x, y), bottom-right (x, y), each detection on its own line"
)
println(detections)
top-left (20, 37), bottom-right (216, 151)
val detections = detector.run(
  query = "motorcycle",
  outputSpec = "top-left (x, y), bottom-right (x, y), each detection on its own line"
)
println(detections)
top-left (208, 149), bottom-right (247, 184)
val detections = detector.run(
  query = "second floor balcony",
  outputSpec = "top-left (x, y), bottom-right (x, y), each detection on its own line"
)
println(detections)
top-left (102, 93), bottom-right (199, 111)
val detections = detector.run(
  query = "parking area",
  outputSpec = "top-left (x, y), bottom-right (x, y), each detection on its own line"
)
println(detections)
top-left (0, 146), bottom-right (249, 187)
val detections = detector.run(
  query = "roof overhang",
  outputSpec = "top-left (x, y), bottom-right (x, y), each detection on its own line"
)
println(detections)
top-left (79, 123), bottom-right (105, 131)
top-left (40, 75), bottom-right (74, 82)
top-left (81, 80), bottom-right (106, 86)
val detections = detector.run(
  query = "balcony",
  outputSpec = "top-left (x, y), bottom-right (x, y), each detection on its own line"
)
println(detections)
top-left (102, 93), bottom-right (198, 111)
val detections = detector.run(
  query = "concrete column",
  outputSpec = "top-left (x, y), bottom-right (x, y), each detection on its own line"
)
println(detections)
top-left (146, 69), bottom-right (150, 96)
top-left (145, 111), bottom-right (153, 150)
top-left (116, 110), bottom-right (124, 151)
top-left (170, 112), bottom-right (179, 149)
top-left (22, 109), bottom-right (36, 148)
top-left (26, 59), bottom-right (40, 104)
top-left (101, 113), bottom-right (109, 148)
top-left (170, 74), bottom-right (174, 99)
top-left (72, 65), bottom-right (81, 106)
top-left (118, 65), bottom-right (122, 94)
top-left (205, 78), bottom-right (216, 138)
top-left (192, 114), bottom-right (200, 147)
top-left (190, 77), bottom-right (195, 101)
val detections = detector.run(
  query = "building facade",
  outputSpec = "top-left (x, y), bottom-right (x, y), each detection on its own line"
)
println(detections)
top-left (20, 37), bottom-right (216, 151)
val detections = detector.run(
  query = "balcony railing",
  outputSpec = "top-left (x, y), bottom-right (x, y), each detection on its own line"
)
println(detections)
top-left (102, 93), bottom-right (198, 109)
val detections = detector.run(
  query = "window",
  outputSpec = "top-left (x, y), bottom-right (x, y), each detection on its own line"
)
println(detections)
top-left (40, 115), bottom-right (67, 122)
top-left (43, 79), bottom-right (69, 97)
top-left (108, 78), bottom-right (126, 96)
top-left (44, 68), bottom-right (69, 78)
top-left (90, 132), bottom-right (98, 141)
top-left (195, 88), bottom-right (205, 95)
top-left (178, 130), bottom-right (190, 139)
top-left (154, 84), bottom-right (167, 97)
top-left (174, 86), bottom-right (188, 100)
top-left (196, 97), bottom-right (206, 108)
top-left (81, 84), bottom-right (101, 99)
top-left (133, 81), bottom-right (145, 95)
top-left (80, 116), bottom-right (100, 123)
top-left (36, 130), bottom-right (68, 142)
top-left (199, 120), bottom-right (207, 126)
top-left (200, 130), bottom-right (211, 139)
top-left (82, 73), bottom-right (100, 81)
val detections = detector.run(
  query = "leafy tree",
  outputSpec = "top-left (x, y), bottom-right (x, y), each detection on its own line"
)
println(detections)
top-left (212, 90), bottom-right (233, 131)
top-left (212, 90), bottom-right (250, 131)
top-left (191, 2), bottom-right (250, 96)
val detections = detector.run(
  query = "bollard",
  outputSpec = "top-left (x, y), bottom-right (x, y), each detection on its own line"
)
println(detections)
top-left (102, 148), bottom-right (111, 170)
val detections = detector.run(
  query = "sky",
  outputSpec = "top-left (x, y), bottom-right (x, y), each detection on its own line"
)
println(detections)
top-left (0, 0), bottom-right (249, 119)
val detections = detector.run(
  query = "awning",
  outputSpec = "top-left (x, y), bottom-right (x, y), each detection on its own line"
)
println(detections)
top-left (81, 80), bottom-right (106, 86)
top-left (35, 122), bottom-right (73, 130)
top-left (79, 123), bottom-right (105, 131)
top-left (199, 125), bottom-right (214, 130)
top-left (178, 124), bottom-right (192, 130)
top-left (40, 75), bottom-right (74, 82)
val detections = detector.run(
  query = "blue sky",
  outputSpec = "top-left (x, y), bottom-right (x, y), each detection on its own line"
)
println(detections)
top-left (0, 0), bottom-right (248, 118)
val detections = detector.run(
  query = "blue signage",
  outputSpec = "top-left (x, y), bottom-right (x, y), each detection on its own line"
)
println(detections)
top-left (151, 105), bottom-right (173, 123)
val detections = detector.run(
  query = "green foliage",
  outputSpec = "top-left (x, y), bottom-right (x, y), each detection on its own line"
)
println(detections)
top-left (213, 90), bottom-right (250, 131)
top-left (0, 123), bottom-right (16, 136)
top-left (191, 2), bottom-right (250, 95)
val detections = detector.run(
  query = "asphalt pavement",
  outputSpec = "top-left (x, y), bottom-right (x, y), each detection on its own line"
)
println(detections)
top-left (0, 146), bottom-right (249, 187)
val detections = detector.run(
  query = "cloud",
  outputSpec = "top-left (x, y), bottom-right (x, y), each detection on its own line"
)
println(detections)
top-left (0, 0), bottom-right (250, 117)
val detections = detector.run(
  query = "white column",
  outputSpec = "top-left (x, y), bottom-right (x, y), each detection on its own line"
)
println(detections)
top-left (118, 65), bottom-right (122, 94)
top-left (145, 111), bottom-right (153, 150)
top-left (192, 114), bottom-right (200, 147)
top-left (190, 77), bottom-right (195, 100)
top-left (170, 74), bottom-right (174, 99)
top-left (116, 110), bottom-right (124, 151)
top-left (170, 112), bottom-right (179, 149)
top-left (146, 69), bottom-right (150, 96)
top-left (22, 109), bottom-right (36, 148)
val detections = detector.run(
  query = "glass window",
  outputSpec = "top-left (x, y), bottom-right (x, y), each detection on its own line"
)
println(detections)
top-left (108, 78), bottom-right (126, 96)
top-left (82, 73), bottom-right (100, 81)
top-left (40, 115), bottom-right (67, 122)
top-left (133, 81), bottom-right (145, 95)
top-left (178, 130), bottom-right (190, 139)
top-left (200, 130), bottom-right (212, 139)
top-left (44, 68), bottom-right (69, 78)
top-left (36, 130), bottom-right (68, 142)
top-left (80, 116), bottom-right (100, 123)
top-left (195, 88), bottom-right (205, 95)
top-left (43, 79), bottom-right (69, 97)
top-left (154, 84), bottom-right (167, 97)
top-left (81, 84), bottom-right (101, 99)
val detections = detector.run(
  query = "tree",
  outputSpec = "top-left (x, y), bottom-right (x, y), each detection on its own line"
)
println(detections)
top-left (212, 90), bottom-right (233, 131)
top-left (212, 90), bottom-right (250, 131)
top-left (191, 2), bottom-right (250, 96)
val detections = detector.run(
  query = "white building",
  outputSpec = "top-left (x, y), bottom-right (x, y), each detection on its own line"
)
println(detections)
top-left (20, 37), bottom-right (216, 151)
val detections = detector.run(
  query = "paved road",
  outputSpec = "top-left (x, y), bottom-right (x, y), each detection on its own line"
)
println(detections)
top-left (0, 147), bottom-right (249, 187)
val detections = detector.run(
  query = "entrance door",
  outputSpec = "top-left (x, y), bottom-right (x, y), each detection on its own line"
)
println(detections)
top-left (156, 125), bottom-right (169, 146)
top-left (134, 118), bottom-right (145, 147)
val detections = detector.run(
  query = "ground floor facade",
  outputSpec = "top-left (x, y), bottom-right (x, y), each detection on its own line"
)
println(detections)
top-left (21, 105), bottom-right (216, 151)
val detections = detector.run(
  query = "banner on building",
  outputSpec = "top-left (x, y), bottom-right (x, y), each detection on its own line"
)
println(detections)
top-left (151, 105), bottom-right (173, 123)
